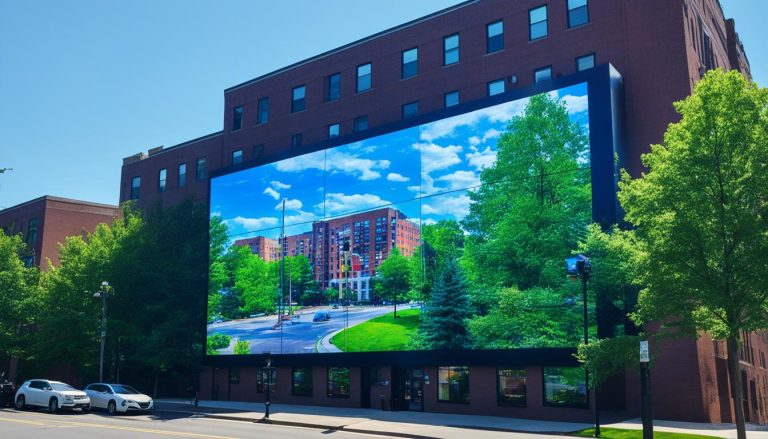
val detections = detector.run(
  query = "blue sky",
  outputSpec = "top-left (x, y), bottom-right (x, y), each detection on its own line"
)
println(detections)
top-left (211, 83), bottom-right (590, 242)
top-left (0, 1), bottom-right (764, 210)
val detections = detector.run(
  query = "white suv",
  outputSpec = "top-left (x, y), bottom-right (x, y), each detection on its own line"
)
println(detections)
top-left (84, 383), bottom-right (154, 414)
top-left (15, 379), bottom-right (90, 412)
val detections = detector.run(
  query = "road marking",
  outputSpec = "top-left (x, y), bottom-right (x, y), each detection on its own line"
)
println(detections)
top-left (0, 416), bottom-right (47, 426)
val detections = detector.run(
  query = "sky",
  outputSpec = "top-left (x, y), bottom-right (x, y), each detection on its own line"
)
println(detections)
top-left (0, 0), bottom-right (765, 210)
top-left (211, 83), bottom-right (590, 244)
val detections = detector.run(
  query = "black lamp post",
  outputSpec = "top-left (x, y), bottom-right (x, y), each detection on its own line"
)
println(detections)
top-left (566, 254), bottom-right (599, 436)
top-left (92, 281), bottom-right (109, 383)
top-left (264, 352), bottom-right (273, 419)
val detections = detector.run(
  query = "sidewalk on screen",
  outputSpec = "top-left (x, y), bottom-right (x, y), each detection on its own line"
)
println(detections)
top-left (155, 399), bottom-right (768, 438)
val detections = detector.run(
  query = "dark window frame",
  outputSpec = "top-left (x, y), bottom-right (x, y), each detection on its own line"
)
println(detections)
top-left (326, 73), bottom-right (341, 102)
top-left (486, 20), bottom-right (504, 53)
top-left (444, 90), bottom-right (460, 108)
top-left (437, 366), bottom-right (470, 404)
top-left (327, 367), bottom-right (351, 398)
top-left (402, 47), bottom-right (418, 79)
top-left (487, 79), bottom-right (505, 96)
top-left (229, 367), bottom-right (240, 385)
top-left (356, 63), bottom-right (372, 93)
top-left (178, 163), bottom-right (186, 187)
top-left (292, 367), bottom-right (313, 397)
top-left (328, 123), bottom-right (340, 138)
top-left (529, 5), bottom-right (548, 41)
top-left (292, 133), bottom-right (303, 148)
top-left (534, 65), bottom-right (552, 83)
top-left (497, 368), bottom-right (527, 407)
top-left (253, 144), bottom-right (265, 158)
top-left (232, 149), bottom-right (243, 165)
top-left (542, 367), bottom-right (589, 408)
top-left (402, 101), bottom-right (419, 119)
top-left (232, 105), bottom-right (243, 131)
top-left (26, 218), bottom-right (38, 245)
top-left (257, 97), bottom-right (269, 124)
top-left (196, 157), bottom-right (207, 181)
top-left (576, 53), bottom-right (596, 71)
top-left (567, 0), bottom-right (590, 29)
top-left (130, 176), bottom-right (141, 200)
top-left (158, 168), bottom-right (167, 193)
top-left (443, 33), bottom-right (460, 66)
top-left (354, 115), bottom-right (368, 132)
top-left (291, 85), bottom-right (306, 113)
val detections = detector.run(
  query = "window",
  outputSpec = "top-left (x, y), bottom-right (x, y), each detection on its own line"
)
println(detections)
top-left (543, 367), bottom-right (587, 407)
top-left (402, 101), bottom-right (419, 119)
top-left (356, 63), bottom-right (371, 92)
top-left (529, 5), bottom-right (548, 40)
top-left (498, 369), bottom-right (526, 406)
top-left (328, 123), bottom-right (340, 138)
top-left (444, 90), bottom-right (460, 108)
top-left (534, 66), bottom-right (552, 83)
top-left (402, 48), bottom-right (418, 79)
top-left (487, 21), bottom-right (504, 53)
top-left (255, 367), bottom-right (274, 393)
top-left (229, 368), bottom-right (240, 385)
top-left (257, 97), bottom-right (269, 124)
top-left (326, 73), bottom-right (341, 102)
top-left (26, 218), bottom-right (38, 245)
top-left (178, 163), bottom-right (186, 187)
top-left (232, 149), bottom-right (243, 165)
top-left (196, 157), bottom-right (207, 181)
top-left (438, 366), bottom-right (469, 403)
top-left (576, 53), bottom-right (595, 71)
top-left (568, 0), bottom-right (589, 28)
top-left (292, 367), bottom-right (312, 396)
top-left (232, 105), bottom-right (243, 130)
top-left (292, 85), bottom-right (306, 113)
top-left (327, 367), bottom-right (350, 398)
top-left (488, 79), bottom-right (505, 96)
top-left (354, 115), bottom-right (368, 132)
top-left (158, 168), bottom-right (167, 193)
top-left (443, 34), bottom-right (459, 65)
top-left (131, 176), bottom-right (141, 200)
top-left (292, 133), bottom-right (303, 148)
top-left (253, 144), bottom-right (264, 158)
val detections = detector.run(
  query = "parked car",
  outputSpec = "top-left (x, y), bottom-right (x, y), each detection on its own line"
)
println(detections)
top-left (0, 381), bottom-right (16, 408)
top-left (84, 383), bottom-right (154, 415)
top-left (14, 379), bottom-right (90, 412)
top-left (312, 310), bottom-right (331, 322)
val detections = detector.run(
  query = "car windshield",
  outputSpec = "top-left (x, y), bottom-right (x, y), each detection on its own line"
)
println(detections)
top-left (51, 383), bottom-right (77, 391)
top-left (111, 384), bottom-right (140, 394)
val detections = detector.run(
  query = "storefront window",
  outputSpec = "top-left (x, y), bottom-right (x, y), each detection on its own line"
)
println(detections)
top-left (292, 367), bottom-right (313, 396)
top-left (438, 366), bottom-right (469, 403)
top-left (327, 367), bottom-right (350, 398)
top-left (497, 368), bottom-right (526, 406)
top-left (543, 367), bottom-right (587, 407)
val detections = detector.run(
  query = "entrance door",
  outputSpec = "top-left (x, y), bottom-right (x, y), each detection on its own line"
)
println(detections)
top-left (401, 368), bottom-right (424, 411)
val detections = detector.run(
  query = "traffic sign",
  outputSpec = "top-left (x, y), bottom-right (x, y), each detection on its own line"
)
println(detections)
top-left (640, 340), bottom-right (650, 363)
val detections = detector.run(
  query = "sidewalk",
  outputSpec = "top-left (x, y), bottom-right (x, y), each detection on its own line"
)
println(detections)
top-left (155, 399), bottom-right (768, 438)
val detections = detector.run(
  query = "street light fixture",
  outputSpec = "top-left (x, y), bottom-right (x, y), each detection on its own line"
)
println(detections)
top-left (565, 254), bottom-right (599, 436)
top-left (263, 352), bottom-right (274, 419)
top-left (92, 281), bottom-right (109, 383)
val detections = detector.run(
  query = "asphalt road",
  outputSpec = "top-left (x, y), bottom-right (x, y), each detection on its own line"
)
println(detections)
top-left (208, 306), bottom-right (395, 354)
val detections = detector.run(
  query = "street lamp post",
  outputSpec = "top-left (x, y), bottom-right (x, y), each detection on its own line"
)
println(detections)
top-left (263, 353), bottom-right (273, 419)
top-left (566, 255), bottom-right (599, 436)
top-left (92, 281), bottom-right (109, 383)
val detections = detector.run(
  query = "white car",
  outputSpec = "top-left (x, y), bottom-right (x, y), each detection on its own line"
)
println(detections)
top-left (15, 379), bottom-right (90, 412)
top-left (84, 383), bottom-right (154, 414)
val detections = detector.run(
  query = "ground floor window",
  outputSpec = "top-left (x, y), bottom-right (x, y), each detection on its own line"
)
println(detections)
top-left (543, 367), bottom-right (587, 407)
top-left (292, 367), bottom-right (313, 396)
top-left (229, 367), bottom-right (240, 384)
top-left (255, 367), bottom-right (274, 393)
top-left (497, 368), bottom-right (526, 406)
top-left (327, 367), bottom-right (351, 398)
top-left (438, 366), bottom-right (469, 403)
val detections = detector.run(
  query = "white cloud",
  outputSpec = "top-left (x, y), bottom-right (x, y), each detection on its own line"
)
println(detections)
top-left (276, 198), bottom-right (303, 211)
top-left (437, 170), bottom-right (481, 190)
top-left (468, 136), bottom-right (482, 146)
top-left (284, 210), bottom-right (318, 225)
top-left (423, 218), bottom-right (438, 226)
top-left (419, 99), bottom-right (528, 142)
top-left (414, 143), bottom-right (462, 173)
top-left (466, 146), bottom-right (498, 170)
top-left (274, 150), bottom-right (325, 173)
top-left (228, 216), bottom-right (279, 231)
top-left (561, 95), bottom-right (589, 114)
top-left (263, 187), bottom-right (280, 200)
top-left (322, 193), bottom-right (391, 216)
top-left (274, 149), bottom-right (390, 181)
top-left (421, 193), bottom-right (472, 220)
top-left (271, 180), bottom-right (291, 190)
top-left (387, 173), bottom-right (410, 182)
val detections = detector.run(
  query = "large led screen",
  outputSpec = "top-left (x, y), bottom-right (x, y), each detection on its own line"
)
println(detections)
top-left (207, 82), bottom-right (594, 356)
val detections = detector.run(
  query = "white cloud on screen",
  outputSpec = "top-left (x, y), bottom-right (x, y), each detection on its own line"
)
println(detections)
top-left (228, 216), bottom-right (279, 231)
top-left (387, 173), bottom-right (410, 182)
top-left (419, 99), bottom-right (528, 142)
top-left (560, 94), bottom-right (589, 114)
top-left (271, 180), bottom-right (291, 190)
top-left (466, 146), bottom-right (497, 170)
top-left (437, 170), bottom-right (481, 190)
top-left (322, 193), bottom-right (391, 216)
top-left (263, 187), bottom-right (280, 200)
top-left (421, 193), bottom-right (472, 220)
top-left (274, 149), bottom-right (389, 181)
top-left (413, 143), bottom-right (462, 173)
top-left (276, 198), bottom-right (303, 211)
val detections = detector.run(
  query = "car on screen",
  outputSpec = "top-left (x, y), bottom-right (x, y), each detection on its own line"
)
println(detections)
top-left (14, 379), bottom-right (90, 412)
top-left (313, 310), bottom-right (331, 322)
top-left (84, 383), bottom-right (153, 414)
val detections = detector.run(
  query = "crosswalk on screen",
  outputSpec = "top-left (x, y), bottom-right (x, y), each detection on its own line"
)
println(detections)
top-left (207, 82), bottom-right (594, 356)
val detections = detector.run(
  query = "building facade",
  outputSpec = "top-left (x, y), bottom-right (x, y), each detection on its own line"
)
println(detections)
top-left (119, 0), bottom-right (760, 424)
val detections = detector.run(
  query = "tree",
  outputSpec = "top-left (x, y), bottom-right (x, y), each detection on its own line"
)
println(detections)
top-left (619, 69), bottom-right (768, 439)
top-left (418, 259), bottom-right (472, 349)
top-left (375, 248), bottom-right (411, 318)
top-left (412, 220), bottom-right (465, 300)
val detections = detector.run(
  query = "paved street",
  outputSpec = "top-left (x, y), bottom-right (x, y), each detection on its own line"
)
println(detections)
top-left (0, 406), bottom-right (566, 439)
top-left (208, 305), bottom-right (396, 354)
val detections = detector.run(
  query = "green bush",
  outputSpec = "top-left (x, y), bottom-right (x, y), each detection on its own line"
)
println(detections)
top-left (234, 339), bottom-right (251, 355)
top-left (206, 333), bottom-right (231, 355)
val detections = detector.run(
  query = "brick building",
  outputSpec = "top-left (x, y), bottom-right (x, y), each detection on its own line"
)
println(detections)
top-left (119, 0), bottom-right (763, 424)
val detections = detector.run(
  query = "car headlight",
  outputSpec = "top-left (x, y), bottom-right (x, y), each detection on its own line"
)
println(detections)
top-left (121, 400), bottom-right (127, 406)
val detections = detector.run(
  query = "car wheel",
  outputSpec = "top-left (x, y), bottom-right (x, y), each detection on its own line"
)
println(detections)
top-left (49, 398), bottom-right (59, 413)
top-left (108, 400), bottom-right (116, 415)
top-left (15, 395), bottom-right (26, 410)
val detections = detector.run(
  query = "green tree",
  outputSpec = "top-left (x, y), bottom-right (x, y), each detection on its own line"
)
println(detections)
top-left (418, 259), bottom-right (472, 349)
top-left (235, 252), bottom-right (278, 316)
top-left (208, 216), bottom-right (229, 320)
top-left (619, 69), bottom-right (768, 439)
top-left (233, 339), bottom-right (250, 355)
top-left (375, 248), bottom-right (411, 318)
top-left (0, 231), bottom-right (41, 368)
top-left (462, 93), bottom-right (591, 291)
top-left (412, 220), bottom-right (465, 300)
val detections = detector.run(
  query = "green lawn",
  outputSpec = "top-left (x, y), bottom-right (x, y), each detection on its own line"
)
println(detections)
top-left (331, 308), bottom-right (420, 352)
top-left (572, 428), bottom-right (721, 439)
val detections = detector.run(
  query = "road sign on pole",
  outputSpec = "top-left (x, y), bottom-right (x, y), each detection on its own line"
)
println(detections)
top-left (640, 340), bottom-right (650, 363)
